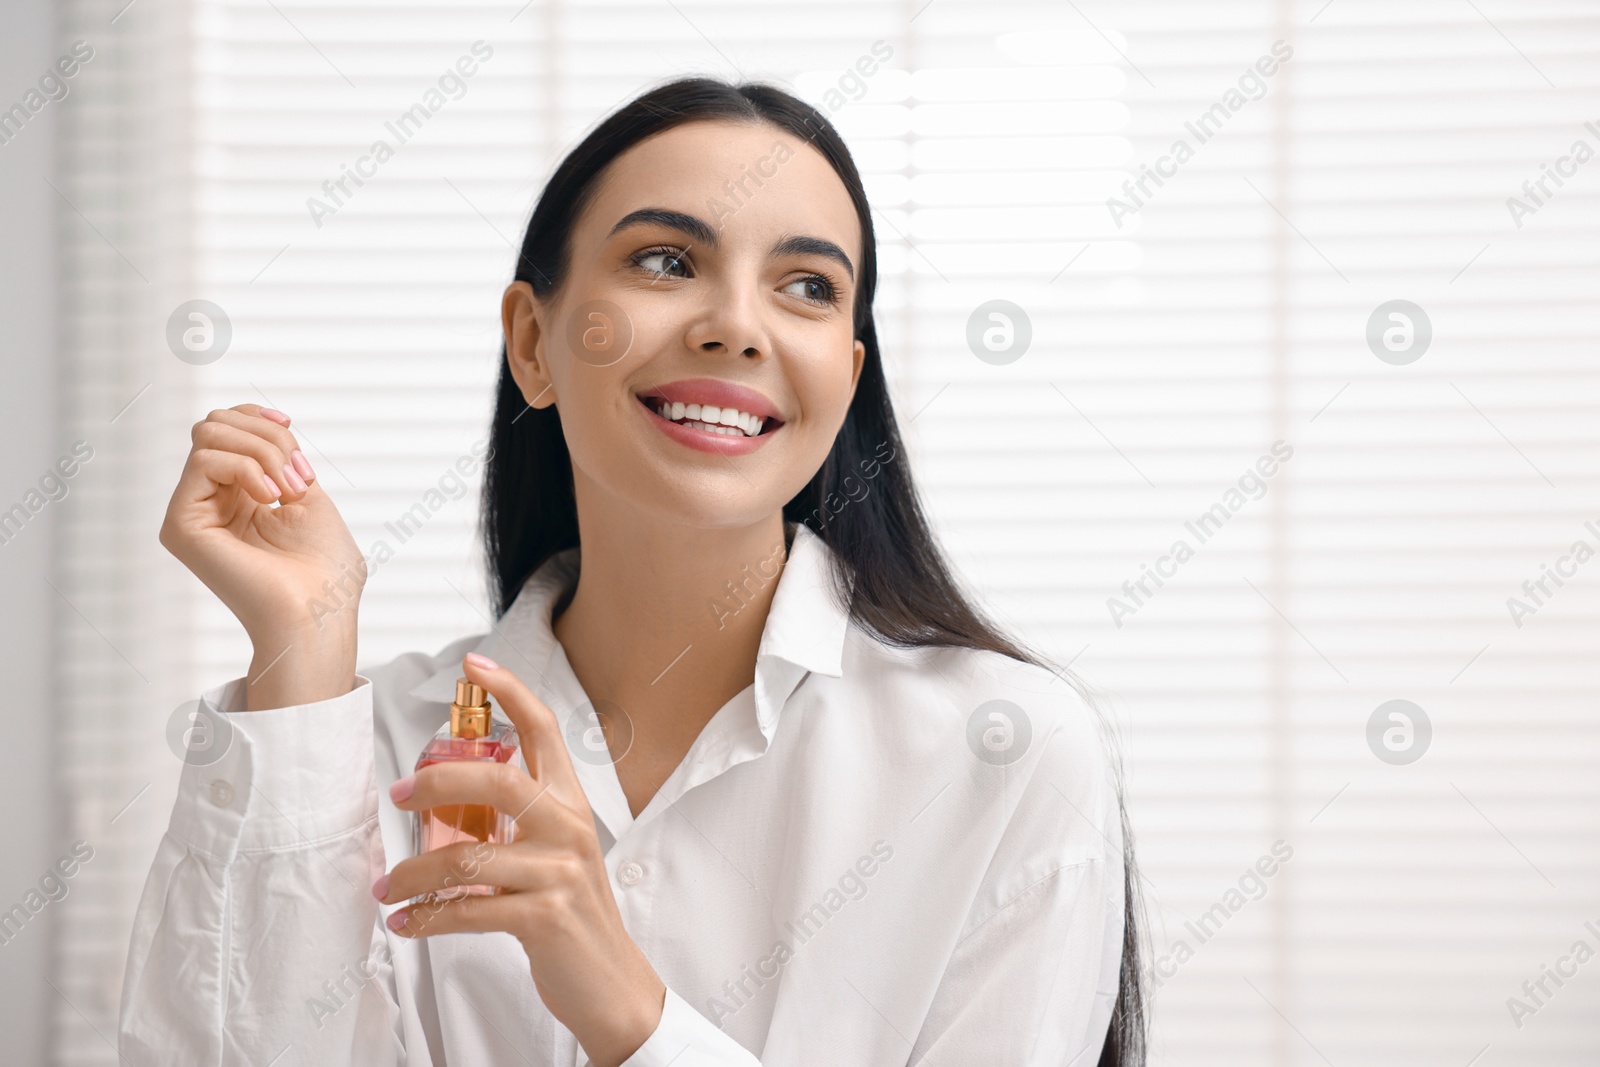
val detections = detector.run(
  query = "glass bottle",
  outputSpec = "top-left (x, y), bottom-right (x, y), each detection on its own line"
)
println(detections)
top-left (411, 677), bottom-right (520, 901)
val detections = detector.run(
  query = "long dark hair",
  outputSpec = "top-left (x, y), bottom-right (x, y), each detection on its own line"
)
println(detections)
top-left (479, 76), bottom-right (1146, 1066)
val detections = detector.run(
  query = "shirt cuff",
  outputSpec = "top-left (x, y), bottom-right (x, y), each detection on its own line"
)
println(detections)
top-left (618, 987), bottom-right (761, 1066)
top-left (167, 674), bottom-right (378, 861)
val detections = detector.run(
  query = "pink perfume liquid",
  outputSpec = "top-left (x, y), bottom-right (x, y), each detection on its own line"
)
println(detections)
top-left (411, 680), bottom-right (521, 902)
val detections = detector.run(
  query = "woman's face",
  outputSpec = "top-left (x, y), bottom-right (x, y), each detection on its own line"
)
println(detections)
top-left (502, 118), bottom-right (866, 530)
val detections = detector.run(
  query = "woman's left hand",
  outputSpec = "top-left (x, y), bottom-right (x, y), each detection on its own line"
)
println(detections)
top-left (374, 652), bottom-right (666, 1067)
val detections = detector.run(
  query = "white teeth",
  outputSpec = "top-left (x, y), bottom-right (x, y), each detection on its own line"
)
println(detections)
top-left (650, 397), bottom-right (769, 437)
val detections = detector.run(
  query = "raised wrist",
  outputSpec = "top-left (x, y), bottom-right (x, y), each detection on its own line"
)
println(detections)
top-left (244, 628), bottom-right (358, 711)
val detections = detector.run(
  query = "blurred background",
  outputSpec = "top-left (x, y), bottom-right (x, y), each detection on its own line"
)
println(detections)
top-left (2, 0), bottom-right (1597, 1063)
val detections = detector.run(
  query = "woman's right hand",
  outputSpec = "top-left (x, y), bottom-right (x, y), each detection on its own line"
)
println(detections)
top-left (159, 403), bottom-right (367, 708)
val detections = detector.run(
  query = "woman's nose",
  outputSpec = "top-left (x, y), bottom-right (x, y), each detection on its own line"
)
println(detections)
top-left (687, 281), bottom-right (769, 359)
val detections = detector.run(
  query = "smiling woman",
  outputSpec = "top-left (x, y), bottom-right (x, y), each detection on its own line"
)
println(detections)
top-left (121, 77), bottom-right (1144, 1067)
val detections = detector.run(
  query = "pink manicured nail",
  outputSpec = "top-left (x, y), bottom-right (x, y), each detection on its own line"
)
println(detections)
top-left (259, 408), bottom-right (290, 426)
top-left (371, 874), bottom-right (389, 901)
top-left (262, 473), bottom-right (281, 499)
top-left (465, 652), bottom-right (499, 670)
top-left (290, 449), bottom-right (315, 483)
top-left (386, 911), bottom-right (409, 932)
top-left (281, 462), bottom-right (308, 494)
top-left (389, 776), bottom-right (415, 803)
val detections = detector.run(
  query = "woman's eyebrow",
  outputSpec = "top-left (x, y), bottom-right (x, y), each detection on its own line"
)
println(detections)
top-left (608, 208), bottom-right (855, 282)
top-left (772, 234), bottom-right (854, 282)
top-left (608, 208), bottom-right (717, 247)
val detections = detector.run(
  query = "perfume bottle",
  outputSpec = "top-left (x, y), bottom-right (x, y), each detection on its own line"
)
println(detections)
top-left (411, 678), bottom-right (521, 901)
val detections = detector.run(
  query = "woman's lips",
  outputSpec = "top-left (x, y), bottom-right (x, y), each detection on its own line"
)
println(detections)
top-left (636, 394), bottom-right (779, 456)
top-left (642, 377), bottom-right (781, 421)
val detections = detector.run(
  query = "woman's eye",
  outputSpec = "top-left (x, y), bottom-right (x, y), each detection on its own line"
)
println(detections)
top-left (634, 250), bottom-right (689, 278)
top-left (784, 275), bottom-right (837, 305)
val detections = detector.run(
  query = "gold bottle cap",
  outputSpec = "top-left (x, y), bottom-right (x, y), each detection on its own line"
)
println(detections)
top-left (450, 677), bottom-right (491, 739)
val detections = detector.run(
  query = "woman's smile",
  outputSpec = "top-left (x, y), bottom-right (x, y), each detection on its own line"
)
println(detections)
top-left (633, 376), bottom-right (785, 456)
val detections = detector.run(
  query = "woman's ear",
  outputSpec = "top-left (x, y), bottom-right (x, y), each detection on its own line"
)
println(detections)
top-left (502, 281), bottom-right (556, 409)
top-left (849, 339), bottom-right (866, 397)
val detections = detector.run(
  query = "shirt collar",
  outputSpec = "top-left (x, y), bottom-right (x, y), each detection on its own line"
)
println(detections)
top-left (404, 521), bottom-right (849, 720)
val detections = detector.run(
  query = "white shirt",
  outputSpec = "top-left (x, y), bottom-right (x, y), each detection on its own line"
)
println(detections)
top-left (118, 522), bottom-right (1125, 1066)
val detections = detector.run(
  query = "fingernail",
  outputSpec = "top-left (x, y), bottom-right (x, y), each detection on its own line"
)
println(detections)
top-left (262, 473), bottom-right (281, 499)
top-left (259, 408), bottom-right (290, 426)
top-left (389, 775), bottom-right (415, 803)
top-left (282, 462), bottom-right (308, 494)
top-left (465, 652), bottom-right (499, 670)
top-left (386, 911), bottom-right (409, 932)
top-left (290, 449), bottom-right (315, 484)
top-left (371, 874), bottom-right (389, 902)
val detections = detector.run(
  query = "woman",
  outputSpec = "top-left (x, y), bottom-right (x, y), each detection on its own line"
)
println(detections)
top-left (119, 78), bottom-right (1145, 1066)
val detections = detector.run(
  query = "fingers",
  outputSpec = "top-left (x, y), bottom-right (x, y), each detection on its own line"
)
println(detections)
top-left (460, 654), bottom-right (581, 792)
top-left (383, 885), bottom-right (525, 939)
top-left (190, 406), bottom-right (318, 503)
top-left (176, 447), bottom-right (286, 507)
top-left (377, 838), bottom-right (500, 906)
top-left (392, 759), bottom-right (584, 847)
top-left (374, 836), bottom-right (580, 913)
top-left (190, 422), bottom-right (300, 503)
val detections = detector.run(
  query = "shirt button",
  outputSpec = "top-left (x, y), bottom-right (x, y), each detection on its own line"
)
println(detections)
top-left (208, 779), bottom-right (234, 808)
top-left (618, 860), bottom-right (644, 886)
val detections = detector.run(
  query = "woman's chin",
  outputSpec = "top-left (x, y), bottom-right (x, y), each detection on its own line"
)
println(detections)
top-left (589, 467), bottom-right (792, 535)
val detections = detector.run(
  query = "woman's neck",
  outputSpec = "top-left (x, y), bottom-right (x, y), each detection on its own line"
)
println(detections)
top-left (550, 479), bottom-right (790, 803)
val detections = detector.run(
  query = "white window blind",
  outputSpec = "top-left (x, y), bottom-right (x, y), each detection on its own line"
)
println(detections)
top-left (51, 1), bottom-right (1599, 1064)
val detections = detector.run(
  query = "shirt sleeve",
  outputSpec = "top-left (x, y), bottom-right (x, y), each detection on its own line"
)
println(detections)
top-left (117, 674), bottom-right (409, 1067)
top-left (903, 698), bottom-right (1129, 1066)
top-left (617, 987), bottom-right (763, 1066)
